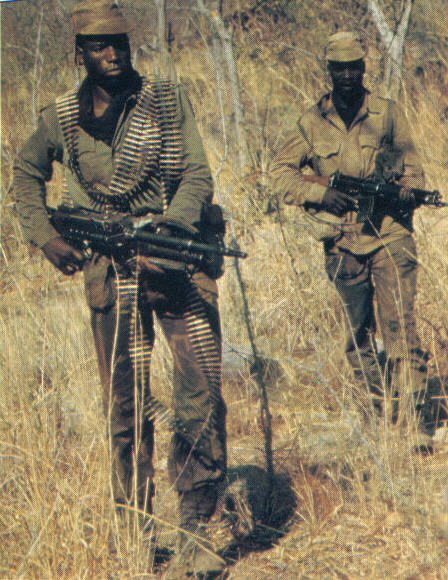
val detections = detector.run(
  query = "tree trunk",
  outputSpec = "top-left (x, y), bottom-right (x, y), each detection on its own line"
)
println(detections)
top-left (31, 6), bottom-right (44, 129)
top-left (367, 0), bottom-right (413, 98)
top-left (196, 0), bottom-right (248, 176)
top-left (154, 0), bottom-right (177, 81)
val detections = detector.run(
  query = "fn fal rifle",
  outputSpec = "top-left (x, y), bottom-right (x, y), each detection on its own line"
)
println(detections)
top-left (48, 205), bottom-right (247, 276)
top-left (302, 171), bottom-right (447, 222)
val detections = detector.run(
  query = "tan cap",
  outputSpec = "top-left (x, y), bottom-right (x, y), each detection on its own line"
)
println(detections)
top-left (325, 31), bottom-right (366, 62)
top-left (72, 1), bottom-right (133, 36)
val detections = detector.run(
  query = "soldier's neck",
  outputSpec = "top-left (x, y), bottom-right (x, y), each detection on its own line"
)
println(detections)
top-left (332, 88), bottom-right (365, 129)
top-left (89, 74), bottom-right (136, 117)
top-left (91, 84), bottom-right (113, 117)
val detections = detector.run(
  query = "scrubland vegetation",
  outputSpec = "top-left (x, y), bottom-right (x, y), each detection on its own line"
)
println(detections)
top-left (1, 1), bottom-right (448, 578)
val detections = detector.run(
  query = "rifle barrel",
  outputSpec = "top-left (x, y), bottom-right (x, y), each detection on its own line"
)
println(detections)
top-left (132, 228), bottom-right (247, 258)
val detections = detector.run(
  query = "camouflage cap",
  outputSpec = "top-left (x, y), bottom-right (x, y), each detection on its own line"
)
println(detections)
top-left (325, 31), bottom-right (367, 62)
top-left (72, 1), bottom-right (133, 36)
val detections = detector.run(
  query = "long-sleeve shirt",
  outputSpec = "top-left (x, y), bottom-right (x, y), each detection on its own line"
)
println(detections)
top-left (14, 76), bottom-right (214, 249)
top-left (270, 90), bottom-right (424, 254)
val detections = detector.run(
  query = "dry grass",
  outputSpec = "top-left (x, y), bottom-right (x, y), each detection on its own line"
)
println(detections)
top-left (2, 4), bottom-right (448, 579)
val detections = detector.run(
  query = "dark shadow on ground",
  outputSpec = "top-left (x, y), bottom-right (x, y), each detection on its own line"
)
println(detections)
top-left (218, 464), bottom-right (297, 563)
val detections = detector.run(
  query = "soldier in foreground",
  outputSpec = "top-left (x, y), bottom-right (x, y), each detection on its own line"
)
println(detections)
top-left (271, 31), bottom-right (435, 451)
top-left (14, 2), bottom-right (227, 577)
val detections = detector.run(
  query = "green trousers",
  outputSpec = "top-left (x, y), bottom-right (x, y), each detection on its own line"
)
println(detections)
top-left (86, 262), bottom-right (226, 511)
top-left (325, 236), bottom-right (428, 414)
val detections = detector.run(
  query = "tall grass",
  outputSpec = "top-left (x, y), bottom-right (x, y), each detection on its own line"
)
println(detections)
top-left (1, 4), bottom-right (448, 578)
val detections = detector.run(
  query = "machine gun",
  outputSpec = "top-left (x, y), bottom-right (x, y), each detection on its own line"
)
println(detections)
top-left (48, 205), bottom-right (247, 277)
top-left (303, 171), bottom-right (447, 222)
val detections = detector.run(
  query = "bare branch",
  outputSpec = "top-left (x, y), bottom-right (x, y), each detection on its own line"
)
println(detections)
top-left (366, 0), bottom-right (393, 46)
top-left (367, 0), bottom-right (414, 97)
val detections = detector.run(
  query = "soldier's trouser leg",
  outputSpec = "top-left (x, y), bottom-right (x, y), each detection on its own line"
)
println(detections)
top-left (90, 282), bottom-right (155, 514)
top-left (140, 271), bottom-right (227, 579)
top-left (370, 237), bottom-right (429, 425)
top-left (140, 271), bottom-right (226, 531)
top-left (153, 272), bottom-right (226, 499)
top-left (325, 246), bottom-right (384, 411)
top-left (325, 238), bottom-right (428, 420)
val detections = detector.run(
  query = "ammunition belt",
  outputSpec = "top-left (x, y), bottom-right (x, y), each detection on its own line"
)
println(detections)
top-left (55, 77), bottom-right (183, 212)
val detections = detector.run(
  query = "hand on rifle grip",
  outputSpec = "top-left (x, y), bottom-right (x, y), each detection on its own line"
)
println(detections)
top-left (42, 237), bottom-right (84, 276)
top-left (320, 188), bottom-right (357, 216)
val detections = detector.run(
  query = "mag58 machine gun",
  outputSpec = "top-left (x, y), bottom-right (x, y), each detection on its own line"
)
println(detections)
top-left (48, 205), bottom-right (247, 278)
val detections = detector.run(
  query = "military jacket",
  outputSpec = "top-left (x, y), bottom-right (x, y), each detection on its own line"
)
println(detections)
top-left (271, 90), bottom-right (424, 254)
top-left (14, 77), bottom-right (213, 249)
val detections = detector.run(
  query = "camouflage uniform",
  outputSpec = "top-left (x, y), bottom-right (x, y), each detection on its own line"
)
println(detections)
top-left (271, 32), bottom-right (429, 425)
top-left (14, 1), bottom-right (226, 522)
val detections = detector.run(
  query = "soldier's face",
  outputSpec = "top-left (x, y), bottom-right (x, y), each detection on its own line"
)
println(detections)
top-left (77, 34), bottom-right (132, 84)
top-left (328, 59), bottom-right (365, 95)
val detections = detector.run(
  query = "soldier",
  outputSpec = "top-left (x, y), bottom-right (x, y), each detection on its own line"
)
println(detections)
top-left (14, 1), bottom-right (227, 576)
top-left (271, 31), bottom-right (434, 450)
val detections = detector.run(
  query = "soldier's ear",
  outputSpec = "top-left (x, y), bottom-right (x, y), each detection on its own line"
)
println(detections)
top-left (75, 45), bottom-right (84, 66)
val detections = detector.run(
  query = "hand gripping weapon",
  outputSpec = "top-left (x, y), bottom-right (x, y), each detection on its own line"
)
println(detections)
top-left (48, 205), bottom-right (247, 273)
top-left (303, 171), bottom-right (447, 222)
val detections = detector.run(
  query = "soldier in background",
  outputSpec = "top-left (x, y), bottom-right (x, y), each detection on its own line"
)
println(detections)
top-left (271, 31), bottom-right (435, 451)
top-left (14, 1), bottom-right (227, 576)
